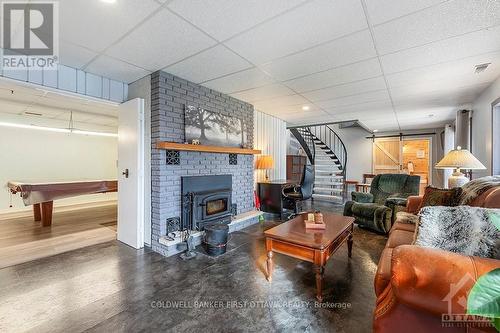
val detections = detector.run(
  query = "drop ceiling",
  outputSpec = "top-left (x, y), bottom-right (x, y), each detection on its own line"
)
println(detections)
top-left (33, 0), bottom-right (500, 130)
top-left (0, 80), bottom-right (118, 131)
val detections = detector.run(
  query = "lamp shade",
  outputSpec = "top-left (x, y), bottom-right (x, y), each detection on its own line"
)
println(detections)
top-left (435, 147), bottom-right (486, 170)
top-left (256, 155), bottom-right (274, 170)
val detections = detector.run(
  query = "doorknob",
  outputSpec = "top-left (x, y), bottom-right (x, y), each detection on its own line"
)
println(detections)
top-left (122, 169), bottom-right (129, 178)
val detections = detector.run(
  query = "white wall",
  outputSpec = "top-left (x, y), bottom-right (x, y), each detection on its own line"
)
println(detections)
top-left (0, 126), bottom-right (118, 214)
top-left (254, 110), bottom-right (287, 182)
top-left (472, 75), bottom-right (500, 178)
top-left (329, 125), bottom-right (372, 183)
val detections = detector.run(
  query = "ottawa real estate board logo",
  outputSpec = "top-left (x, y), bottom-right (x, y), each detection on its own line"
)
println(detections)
top-left (1, 1), bottom-right (59, 70)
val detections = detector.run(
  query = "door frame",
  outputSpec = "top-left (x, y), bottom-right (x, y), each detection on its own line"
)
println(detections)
top-left (492, 98), bottom-right (500, 175)
top-left (372, 136), bottom-right (433, 185)
top-left (401, 136), bottom-right (433, 186)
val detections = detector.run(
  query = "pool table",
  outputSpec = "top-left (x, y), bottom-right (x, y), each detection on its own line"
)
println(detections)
top-left (8, 180), bottom-right (118, 226)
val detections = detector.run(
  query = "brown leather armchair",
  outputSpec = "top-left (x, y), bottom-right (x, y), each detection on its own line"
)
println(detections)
top-left (373, 187), bottom-right (500, 333)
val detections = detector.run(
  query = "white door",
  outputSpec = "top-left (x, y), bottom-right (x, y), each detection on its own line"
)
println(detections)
top-left (117, 98), bottom-right (145, 249)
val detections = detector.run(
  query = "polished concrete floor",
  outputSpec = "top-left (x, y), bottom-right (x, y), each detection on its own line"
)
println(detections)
top-left (0, 202), bottom-right (387, 333)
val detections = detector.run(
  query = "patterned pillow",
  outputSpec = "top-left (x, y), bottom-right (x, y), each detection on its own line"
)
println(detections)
top-left (417, 186), bottom-right (462, 211)
top-left (415, 206), bottom-right (500, 258)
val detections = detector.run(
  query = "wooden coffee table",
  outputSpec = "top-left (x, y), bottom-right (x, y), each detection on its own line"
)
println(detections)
top-left (264, 212), bottom-right (354, 302)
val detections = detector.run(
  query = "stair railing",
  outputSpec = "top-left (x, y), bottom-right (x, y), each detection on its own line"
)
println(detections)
top-left (289, 127), bottom-right (315, 165)
top-left (307, 125), bottom-right (347, 181)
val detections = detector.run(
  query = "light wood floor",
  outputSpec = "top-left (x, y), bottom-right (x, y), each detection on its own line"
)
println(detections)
top-left (0, 203), bottom-right (117, 268)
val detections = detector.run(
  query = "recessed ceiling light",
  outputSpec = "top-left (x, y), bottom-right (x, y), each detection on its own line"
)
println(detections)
top-left (100, 0), bottom-right (117, 3)
top-left (373, 129), bottom-right (379, 133)
top-left (302, 105), bottom-right (310, 111)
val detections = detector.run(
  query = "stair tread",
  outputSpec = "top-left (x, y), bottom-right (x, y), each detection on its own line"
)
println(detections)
top-left (312, 194), bottom-right (343, 201)
top-left (314, 188), bottom-right (343, 193)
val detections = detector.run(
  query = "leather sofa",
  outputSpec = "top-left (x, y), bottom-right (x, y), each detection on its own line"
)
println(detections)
top-left (344, 174), bottom-right (420, 234)
top-left (373, 186), bottom-right (500, 333)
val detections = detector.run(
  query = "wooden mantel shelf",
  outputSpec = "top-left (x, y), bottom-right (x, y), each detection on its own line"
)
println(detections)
top-left (156, 141), bottom-right (262, 155)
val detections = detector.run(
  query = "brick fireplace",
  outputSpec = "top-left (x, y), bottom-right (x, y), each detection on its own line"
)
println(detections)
top-left (150, 71), bottom-right (257, 257)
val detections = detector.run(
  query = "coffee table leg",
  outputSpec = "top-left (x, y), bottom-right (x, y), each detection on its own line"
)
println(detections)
top-left (266, 251), bottom-right (274, 282)
top-left (315, 265), bottom-right (324, 302)
top-left (347, 232), bottom-right (353, 258)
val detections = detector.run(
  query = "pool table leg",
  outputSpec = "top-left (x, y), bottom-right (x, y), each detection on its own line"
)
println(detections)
top-left (41, 201), bottom-right (53, 227)
top-left (33, 204), bottom-right (41, 222)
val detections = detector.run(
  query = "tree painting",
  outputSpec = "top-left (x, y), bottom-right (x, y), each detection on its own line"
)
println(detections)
top-left (184, 105), bottom-right (245, 147)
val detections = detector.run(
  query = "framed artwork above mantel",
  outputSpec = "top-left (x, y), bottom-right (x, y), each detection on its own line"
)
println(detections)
top-left (184, 105), bottom-right (250, 148)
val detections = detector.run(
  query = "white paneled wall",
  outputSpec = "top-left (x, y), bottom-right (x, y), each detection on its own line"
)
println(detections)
top-left (253, 110), bottom-right (287, 183)
top-left (1, 64), bottom-right (128, 102)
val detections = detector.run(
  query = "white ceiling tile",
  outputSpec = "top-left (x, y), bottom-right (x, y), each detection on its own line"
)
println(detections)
top-left (202, 68), bottom-right (274, 94)
top-left (260, 30), bottom-right (376, 81)
top-left (283, 111), bottom-right (334, 125)
top-left (374, 0), bottom-right (500, 55)
top-left (106, 9), bottom-right (216, 71)
top-left (258, 103), bottom-right (322, 116)
top-left (302, 77), bottom-right (387, 102)
top-left (365, 0), bottom-right (446, 25)
top-left (362, 117), bottom-right (400, 131)
top-left (60, 0), bottom-right (160, 52)
top-left (325, 100), bottom-right (394, 118)
top-left (390, 78), bottom-right (495, 104)
top-left (167, 0), bottom-right (308, 41)
top-left (317, 90), bottom-right (390, 110)
top-left (225, 0), bottom-right (367, 64)
top-left (253, 94), bottom-right (310, 109)
top-left (164, 45), bottom-right (252, 83)
top-left (285, 58), bottom-right (382, 92)
top-left (381, 26), bottom-right (500, 74)
top-left (396, 106), bottom-right (456, 121)
top-left (58, 42), bottom-right (98, 70)
top-left (230, 84), bottom-right (294, 103)
top-left (85, 55), bottom-right (151, 83)
top-left (0, 100), bottom-right (28, 115)
top-left (386, 51), bottom-right (500, 94)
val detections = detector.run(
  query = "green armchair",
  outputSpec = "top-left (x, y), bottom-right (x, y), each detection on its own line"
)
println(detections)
top-left (344, 174), bottom-right (420, 233)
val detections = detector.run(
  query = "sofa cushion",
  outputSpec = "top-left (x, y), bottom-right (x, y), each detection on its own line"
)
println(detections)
top-left (391, 220), bottom-right (417, 233)
top-left (374, 248), bottom-right (393, 296)
top-left (458, 175), bottom-right (500, 205)
top-left (416, 206), bottom-right (500, 258)
top-left (417, 186), bottom-right (462, 211)
top-left (386, 229), bottom-right (414, 248)
top-left (395, 211), bottom-right (419, 225)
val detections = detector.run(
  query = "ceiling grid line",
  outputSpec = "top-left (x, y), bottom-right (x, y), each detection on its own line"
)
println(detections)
top-left (360, 0), bottom-right (401, 131)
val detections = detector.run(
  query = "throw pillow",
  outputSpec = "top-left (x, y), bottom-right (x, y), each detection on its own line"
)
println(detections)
top-left (415, 206), bottom-right (500, 258)
top-left (417, 186), bottom-right (462, 211)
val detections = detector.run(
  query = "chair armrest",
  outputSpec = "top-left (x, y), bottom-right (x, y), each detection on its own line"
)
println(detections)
top-left (390, 245), bottom-right (500, 316)
top-left (406, 196), bottom-right (423, 214)
top-left (385, 197), bottom-right (408, 207)
top-left (282, 184), bottom-right (298, 197)
top-left (351, 191), bottom-right (374, 203)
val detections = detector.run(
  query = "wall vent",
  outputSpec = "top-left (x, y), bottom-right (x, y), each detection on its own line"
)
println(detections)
top-left (474, 63), bottom-right (490, 74)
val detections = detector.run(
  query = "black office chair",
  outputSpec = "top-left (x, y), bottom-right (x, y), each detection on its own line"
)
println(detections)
top-left (282, 165), bottom-right (314, 216)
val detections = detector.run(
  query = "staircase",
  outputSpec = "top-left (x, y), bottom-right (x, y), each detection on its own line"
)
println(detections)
top-left (290, 124), bottom-right (347, 203)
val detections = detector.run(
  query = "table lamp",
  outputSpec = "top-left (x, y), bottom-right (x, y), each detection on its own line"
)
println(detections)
top-left (256, 155), bottom-right (274, 181)
top-left (435, 146), bottom-right (486, 188)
